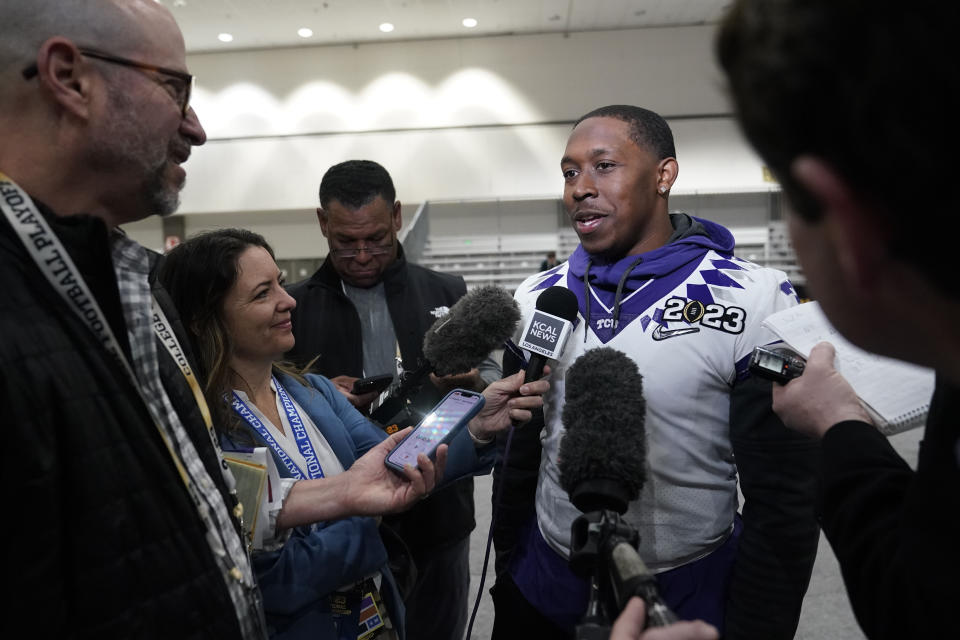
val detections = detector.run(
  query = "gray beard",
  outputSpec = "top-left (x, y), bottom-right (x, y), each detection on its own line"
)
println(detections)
top-left (142, 163), bottom-right (181, 217)
top-left (89, 87), bottom-right (183, 218)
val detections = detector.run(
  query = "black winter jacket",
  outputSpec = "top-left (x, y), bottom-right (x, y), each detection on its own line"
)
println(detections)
top-left (819, 379), bottom-right (960, 639)
top-left (1, 204), bottom-right (244, 638)
top-left (286, 246), bottom-right (478, 551)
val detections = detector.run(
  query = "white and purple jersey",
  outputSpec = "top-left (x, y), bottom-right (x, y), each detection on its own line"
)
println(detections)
top-left (516, 215), bottom-right (800, 571)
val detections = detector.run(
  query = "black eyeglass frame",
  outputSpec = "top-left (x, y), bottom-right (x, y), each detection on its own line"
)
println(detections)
top-left (327, 238), bottom-right (396, 259)
top-left (22, 47), bottom-right (194, 117)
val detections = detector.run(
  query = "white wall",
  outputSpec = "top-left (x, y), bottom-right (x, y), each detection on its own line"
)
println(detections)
top-left (128, 24), bottom-right (775, 248)
top-left (124, 215), bottom-right (164, 253)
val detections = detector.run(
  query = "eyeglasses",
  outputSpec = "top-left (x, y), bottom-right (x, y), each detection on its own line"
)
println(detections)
top-left (328, 239), bottom-right (395, 259)
top-left (22, 47), bottom-right (194, 117)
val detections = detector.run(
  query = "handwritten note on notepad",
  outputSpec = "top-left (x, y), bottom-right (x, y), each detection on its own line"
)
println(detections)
top-left (761, 302), bottom-right (935, 435)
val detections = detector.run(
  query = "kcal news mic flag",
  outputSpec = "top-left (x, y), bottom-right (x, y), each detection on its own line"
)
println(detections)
top-left (519, 307), bottom-right (574, 360)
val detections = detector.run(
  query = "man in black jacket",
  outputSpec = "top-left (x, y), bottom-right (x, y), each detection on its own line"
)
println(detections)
top-left (0, 2), bottom-right (263, 637)
top-left (718, 1), bottom-right (960, 638)
top-left (0, 5), bottom-right (440, 637)
top-left (287, 159), bottom-right (501, 640)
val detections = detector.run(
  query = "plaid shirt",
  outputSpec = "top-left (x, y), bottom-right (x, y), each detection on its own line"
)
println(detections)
top-left (111, 232), bottom-right (264, 639)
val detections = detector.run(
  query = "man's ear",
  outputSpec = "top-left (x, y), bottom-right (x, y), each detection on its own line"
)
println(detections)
top-left (657, 157), bottom-right (679, 195)
top-left (791, 156), bottom-right (887, 290)
top-left (35, 38), bottom-right (93, 119)
top-left (392, 201), bottom-right (402, 232)
top-left (316, 207), bottom-right (329, 237)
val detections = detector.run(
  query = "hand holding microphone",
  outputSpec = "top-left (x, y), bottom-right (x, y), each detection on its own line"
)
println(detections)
top-left (611, 598), bottom-right (718, 640)
top-left (465, 286), bottom-right (576, 638)
top-left (489, 285), bottom-right (577, 438)
top-left (517, 285), bottom-right (579, 383)
top-left (467, 370), bottom-right (551, 442)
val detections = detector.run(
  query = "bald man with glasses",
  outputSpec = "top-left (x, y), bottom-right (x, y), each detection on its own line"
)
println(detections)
top-left (0, 3), bottom-right (447, 638)
top-left (0, 1), bottom-right (256, 636)
top-left (22, 47), bottom-right (195, 118)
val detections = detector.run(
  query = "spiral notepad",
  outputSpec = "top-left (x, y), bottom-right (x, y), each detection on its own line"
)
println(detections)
top-left (761, 302), bottom-right (935, 435)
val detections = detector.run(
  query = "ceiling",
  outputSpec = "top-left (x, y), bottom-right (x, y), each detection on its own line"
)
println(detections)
top-left (159, 0), bottom-right (732, 53)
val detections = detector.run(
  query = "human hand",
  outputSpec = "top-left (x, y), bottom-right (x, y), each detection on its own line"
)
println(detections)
top-left (341, 428), bottom-right (448, 515)
top-left (467, 369), bottom-right (550, 441)
top-left (330, 374), bottom-right (379, 411)
top-left (772, 341), bottom-right (874, 439)
top-left (610, 598), bottom-right (718, 640)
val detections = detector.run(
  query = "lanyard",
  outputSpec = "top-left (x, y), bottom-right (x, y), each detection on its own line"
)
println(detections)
top-left (231, 376), bottom-right (326, 480)
top-left (0, 172), bottom-right (246, 574)
top-left (152, 303), bottom-right (224, 457)
top-left (153, 302), bottom-right (238, 497)
top-left (0, 174), bottom-right (196, 485)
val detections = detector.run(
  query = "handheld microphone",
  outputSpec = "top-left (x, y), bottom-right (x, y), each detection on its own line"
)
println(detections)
top-left (518, 286), bottom-right (579, 383)
top-left (558, 347), bottom-right (678, 630)
top-left (371, 285), bottom-right (520, 423)
top-left (423, 285), bottom-right (520, 377)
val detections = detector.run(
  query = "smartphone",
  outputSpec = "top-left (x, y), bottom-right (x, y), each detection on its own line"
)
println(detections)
top-left (351, 373), bottom-right (393, 395)
top-left (384, 388), bottom-right (486, 473)
top-left (749, 346), bottom-right (806, 384)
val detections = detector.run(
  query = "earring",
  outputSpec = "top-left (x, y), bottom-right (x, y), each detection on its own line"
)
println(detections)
top-left (659, 185), bottom-right (668, 194)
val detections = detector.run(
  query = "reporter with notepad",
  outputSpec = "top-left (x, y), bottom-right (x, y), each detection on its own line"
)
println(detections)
top-left (158, 228), bottom-right (548, 639)
top-left (719, 1), bottom-right (960, 637)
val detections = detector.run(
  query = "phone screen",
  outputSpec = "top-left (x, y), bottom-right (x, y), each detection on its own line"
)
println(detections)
top-left (385, 390), bottom-right (483, 469)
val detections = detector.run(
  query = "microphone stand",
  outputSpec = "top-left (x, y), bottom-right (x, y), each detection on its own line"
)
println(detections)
top-left (569, 510), bottom-right (677, 638)
top-left (575, 577), bottom-right (613, 640)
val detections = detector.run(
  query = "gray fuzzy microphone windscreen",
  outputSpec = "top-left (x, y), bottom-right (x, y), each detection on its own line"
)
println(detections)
top-left (422, 285), bottom-right (521, 377)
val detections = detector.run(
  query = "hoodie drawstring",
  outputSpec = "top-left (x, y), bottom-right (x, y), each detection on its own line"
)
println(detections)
top-left (581, 254), bottom-right (645, 341)
top-left (582, 259), bottom-right (592, 343)
top-left (612, 255), bottom-right (645, 335)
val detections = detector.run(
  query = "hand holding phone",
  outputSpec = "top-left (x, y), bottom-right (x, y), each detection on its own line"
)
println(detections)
top-left (384, 388), bottom-right (485, 473)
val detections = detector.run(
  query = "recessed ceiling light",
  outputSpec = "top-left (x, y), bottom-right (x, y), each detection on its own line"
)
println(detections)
top-left (218, 32), bottom-right (234, 42)
top-left (297, 27), bottom-right (313, 38)
top-left (379, 22), bottom-right (394, 33)
top-left (462, 17), bottom-right (478, 28)
top-left (172, 0), bottom-right (187, 6)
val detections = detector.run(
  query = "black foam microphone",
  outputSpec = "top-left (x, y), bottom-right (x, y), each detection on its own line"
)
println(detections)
top-left (558, 347), bottom-right (646, 514)
top-left (558, 348), bottom-right (678, 629)
top-left (423, 285), bottom-right (521, 377)
top-left (517, 286), bottom-right (579, 383)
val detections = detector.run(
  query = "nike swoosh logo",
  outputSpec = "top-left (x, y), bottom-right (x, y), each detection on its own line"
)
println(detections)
top-left (651, 323), bottom-right (701, 341)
